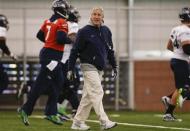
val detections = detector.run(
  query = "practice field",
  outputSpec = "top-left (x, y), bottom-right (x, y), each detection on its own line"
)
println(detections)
top-left (1, 110), bottom-right (190, 131)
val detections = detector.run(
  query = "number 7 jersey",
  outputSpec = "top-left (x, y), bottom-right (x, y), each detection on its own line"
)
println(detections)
top-left (40, 18), bottom-right (68, 52)
top-left (170, 25), bottom-right (190, 62)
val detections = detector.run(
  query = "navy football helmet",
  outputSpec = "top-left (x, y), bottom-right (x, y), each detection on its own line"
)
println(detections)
top-left (51, 0), bottom-right (70, 18)
top-left (68, 5), bottom-right (81, 23)
top-left (0, 14), bottom-right (9, 30)
top-left (179, 7), bottom-right (190, 22)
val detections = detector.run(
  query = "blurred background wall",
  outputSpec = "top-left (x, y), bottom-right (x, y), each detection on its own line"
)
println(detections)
top-left (0, 0), bottom-right (190, 111)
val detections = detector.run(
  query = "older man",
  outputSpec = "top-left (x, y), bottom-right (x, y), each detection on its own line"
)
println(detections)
top-left (68, 7), bottom-right (117, 130)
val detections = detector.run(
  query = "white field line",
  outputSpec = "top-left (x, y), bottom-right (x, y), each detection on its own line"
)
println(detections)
top-left (30, 115), bottom-right (190, 131)
top-left (86, 119), bottom-right (190, 131)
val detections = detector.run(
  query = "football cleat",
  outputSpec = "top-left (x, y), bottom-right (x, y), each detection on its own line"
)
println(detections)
top-left (17, 108), bottom-right (30, 126)
top-left (163, 113), bottom-right (176, 121)
top-left (58, 113), bottom-right (70, 121)
top-left (45, 115), bottom-right (63, 125)
top-left (163, 113), bottom-right (182, 122)
top-left (58, 106), bottom-right (67, 116)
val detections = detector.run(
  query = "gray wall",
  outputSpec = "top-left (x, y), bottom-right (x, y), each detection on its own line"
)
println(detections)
top-left (132, 0), bottom-right (190, 58)
top-left (0, 0), bottom-right (190, 58)
top-left (0, 0), bottom-right (128, 57)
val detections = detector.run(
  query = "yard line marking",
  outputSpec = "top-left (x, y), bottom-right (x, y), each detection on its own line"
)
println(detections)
top-left (86, 119), bottom-right (190, 131)
top-left (31, 115), bottom-right (44, 119)
top-left (110, 114), bottom-right (120, 117)
top-left (30, 115), bottom-right (190, 130)
top-left (154, 114), bottom-right (164, 117)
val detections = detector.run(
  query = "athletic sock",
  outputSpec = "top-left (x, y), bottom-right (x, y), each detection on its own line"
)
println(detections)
top-left (165, 104), bottom-right (175, 115)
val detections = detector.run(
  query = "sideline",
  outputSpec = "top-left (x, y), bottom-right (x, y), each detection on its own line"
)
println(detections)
top-left (31, 115), bottom-right (190, 131)
top-left (86, 119), bottom-right (190, 131)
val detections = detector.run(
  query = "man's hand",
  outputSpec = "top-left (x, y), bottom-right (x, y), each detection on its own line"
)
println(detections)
top-left (112, 68), bottom-right (118, 79)
top-left (67, 70), bottom-right (74, 80)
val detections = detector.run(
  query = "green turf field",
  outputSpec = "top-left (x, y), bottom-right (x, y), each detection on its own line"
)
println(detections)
top-left (0, 110), bottom-right (190, 131)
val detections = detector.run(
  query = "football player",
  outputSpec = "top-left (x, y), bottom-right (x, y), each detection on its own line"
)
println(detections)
top-left (162, 7), bottom-right (190, 121)
top-left (0, 14), bottom-right (17, 94)
top-left (57, 6), bottom-right (81, 120)
top-left (17, 0), bottom-right (72, 126)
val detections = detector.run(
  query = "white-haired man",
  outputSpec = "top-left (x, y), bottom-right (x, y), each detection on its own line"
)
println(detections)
top-left (68, 7), bottom-right (117, 130)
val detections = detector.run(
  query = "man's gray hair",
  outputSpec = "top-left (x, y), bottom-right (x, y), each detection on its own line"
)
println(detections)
top-left (91, 6), bottom-right (104, 17)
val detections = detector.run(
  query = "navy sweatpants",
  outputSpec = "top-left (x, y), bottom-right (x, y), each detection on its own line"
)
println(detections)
top-left (22, 62), bottom-right (64, 116)
top-left (58, 63), bottom-right (80, 110)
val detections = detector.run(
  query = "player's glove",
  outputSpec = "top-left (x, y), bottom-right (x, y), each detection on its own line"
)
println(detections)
top-left (67, 70), bottom-right (74, 81)
top-left (112, 68), bottom-right (118, 79)
top-left (10, 53), bottom-right (18, 62)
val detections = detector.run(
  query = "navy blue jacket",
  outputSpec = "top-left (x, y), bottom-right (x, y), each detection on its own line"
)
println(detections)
top-left (68, 24), bottom-right (117, 71)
